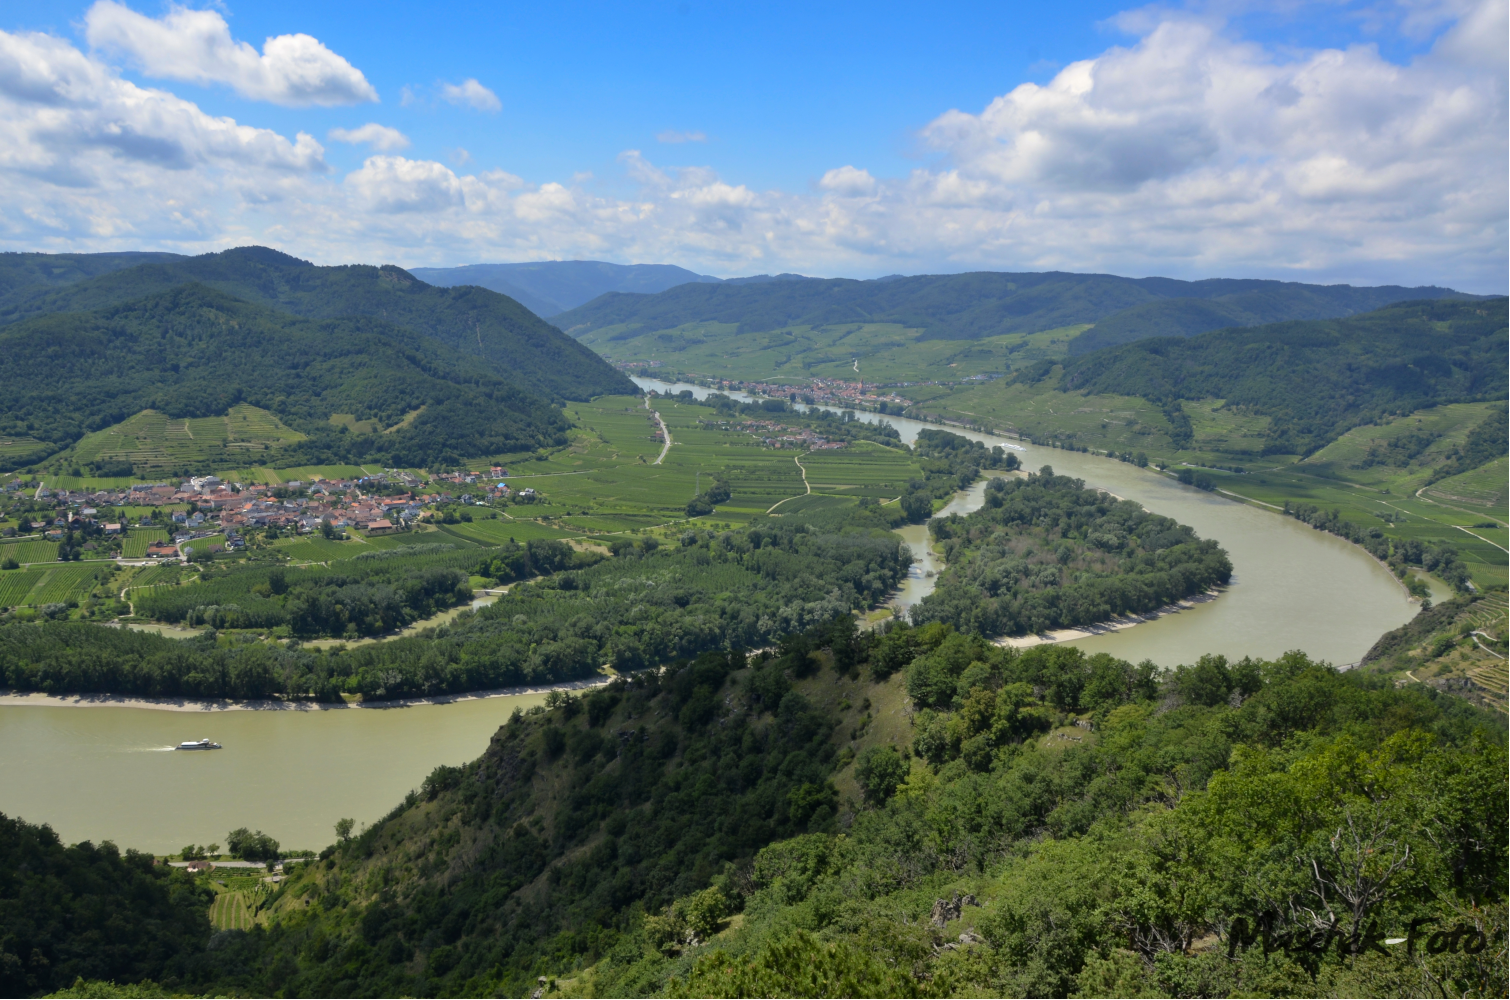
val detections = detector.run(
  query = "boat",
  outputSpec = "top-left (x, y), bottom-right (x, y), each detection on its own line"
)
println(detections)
top-left (174, 738), bottom-right (222, 751)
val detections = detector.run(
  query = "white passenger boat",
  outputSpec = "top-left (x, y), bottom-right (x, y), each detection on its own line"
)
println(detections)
top-left (174, 738), bottom-right (222, 751)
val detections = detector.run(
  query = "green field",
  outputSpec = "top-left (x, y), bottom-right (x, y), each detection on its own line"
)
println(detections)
top-left (66, 404), bottom-right (307, 474)
top-left (1, 538), bottom-right (60, 564)
top-left (122, 528), bottom-right (169, 558)
top-left (0, 436), bottom-right (55, 466)
top-left (209, 890), bottom-right (256, 931)
top-left (0, 568), bottom-right (44, 606)
top-left (0, 563), bottom-right (111, 606)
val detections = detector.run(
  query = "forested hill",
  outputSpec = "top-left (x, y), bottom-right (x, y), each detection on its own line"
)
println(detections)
top-left (0, 247), bottom-right (633, 402)
top-left (1061, 297), bottom-right (1509, 456)
top-left (0, 250), bottom-right (184, 298)
top-left (553, 269), bottom-right (1477, 348)
top-left (0, 284), bottom-right (568, 469)
top-left (409, 260), bottom-right (722, 317)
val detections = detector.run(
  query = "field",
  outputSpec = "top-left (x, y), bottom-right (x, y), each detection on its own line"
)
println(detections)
top-left (0, 563), bottom-right (112, 607)
top-left (577, 321), bottom-right (1089, 386)
top-left (0, 568), bottom-right (44, 606)
top-left (66, 404), bottom-right (307, 474)
top-left (0, 538), bottom-right (60, 564)
top-left (0, 436), bottom-right (54, 466)
top-left (122, 528), bottom-right (169, 558)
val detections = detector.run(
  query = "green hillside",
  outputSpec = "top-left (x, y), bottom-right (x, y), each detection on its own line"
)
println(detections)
top-left (0, 250), bottom-right (183, 298)
top-left (557, 270), bottom-right (1477, 381)
top-left (1060, 298), bottom-right (1507, 456)
top-left (0, 247), bottom-right (633, 403)
top-left (0, 284), bottom-right (568, 473)
top-left (17, 622), bottom-right (1501, 998)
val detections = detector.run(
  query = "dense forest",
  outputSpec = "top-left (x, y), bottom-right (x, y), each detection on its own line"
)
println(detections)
top-left (554, 269), bottom-right (1471, 347)
top-left (913, 470), bottom-right (1232, 637)
top-left (1060, 298), bottom-right (1509, 456)
top-left (0, 248), bottom-right (632, 403)
top-left (0, 284), bottom-right (569, 472)
top-left (22, 616), bottom-right (1503, 998)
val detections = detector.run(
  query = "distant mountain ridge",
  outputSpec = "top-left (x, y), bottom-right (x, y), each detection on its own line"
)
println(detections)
top-left (553, 270), bottom-right (1483, 350)
top-left (409, 260), bottom-right (724, 317)
top-left (0, 247), bottom-right (635, 403)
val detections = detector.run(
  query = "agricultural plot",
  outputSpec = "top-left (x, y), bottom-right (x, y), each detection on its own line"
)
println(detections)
top-left (800, 441), bottom-right (922, 499)
top-left (209, 890), bottom-right (255, 931)
top-left (0, 568), bottom-right (44, 606)
top-left (67, 404), bottom-right (306, 473)
top-left (1423, 456), bottom-right (1508, 524)
top-left (21, 564), bottom-right (110, 605)
top-left (122, 528), bottom-right (169, 558)
top-left (437, 520), bottom-right (575, 544)
top-left (124, 564), bottom-right (189, 589)
top-left (0, 436), bottom-right (53, 466)
top-left (1, 539), bottom-right (60, 564)
top-left (259, 464), bottom-right (371, 484)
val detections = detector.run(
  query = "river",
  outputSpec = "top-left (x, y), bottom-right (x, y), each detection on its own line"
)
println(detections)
top-left (633, 377), bottom-right (1421, 666)
top-left (0, 379), bottom-right (1422, 854)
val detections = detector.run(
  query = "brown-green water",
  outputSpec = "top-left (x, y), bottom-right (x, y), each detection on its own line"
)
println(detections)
top-left (0, 693), bottom-right (548, 855)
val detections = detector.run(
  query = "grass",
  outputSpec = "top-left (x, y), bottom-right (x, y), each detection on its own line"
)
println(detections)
top-left (66, 404), bottom-right (306, 473)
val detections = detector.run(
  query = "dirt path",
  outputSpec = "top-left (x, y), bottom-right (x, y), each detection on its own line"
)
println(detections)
top-left (766, 453), bottom-right (812, 513)
top-left (645, 395), bottom-right (672, 465)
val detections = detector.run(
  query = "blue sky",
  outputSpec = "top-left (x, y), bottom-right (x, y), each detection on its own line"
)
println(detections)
top-left (2, 1), bottom-right (1506, 290)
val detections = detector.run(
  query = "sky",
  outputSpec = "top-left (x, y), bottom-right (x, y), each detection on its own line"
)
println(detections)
top-left (1, 0), bottom-right (1505, 291)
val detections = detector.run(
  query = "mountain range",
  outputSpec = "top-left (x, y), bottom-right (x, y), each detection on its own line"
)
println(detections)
top-left (552, 270), bottom-right (1483, 354)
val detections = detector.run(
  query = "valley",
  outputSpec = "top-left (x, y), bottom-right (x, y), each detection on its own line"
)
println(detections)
top-left (0, 251), bottom-right (1501, 1000)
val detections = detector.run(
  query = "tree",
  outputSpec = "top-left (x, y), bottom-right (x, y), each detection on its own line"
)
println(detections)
top-left (854, 745), bottom-right (908, 805)
top-left (334, 818), bottom-right (354, 842)
top-left (225, 827), bottom-right (280, 862)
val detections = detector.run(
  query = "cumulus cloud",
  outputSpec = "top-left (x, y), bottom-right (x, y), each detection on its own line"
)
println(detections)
top-left (818, 166), bottom-right (877, 197)
top-left (0, 4), bottom-right (1501, 292)
top-left (84, 1), bottom-right (377, 107)
top-left (440, 78), bottom-right (500, 112)
top-left (657, 129), bottom-right (706, 143)
top-left (328, 123), bottom-right (409, 151)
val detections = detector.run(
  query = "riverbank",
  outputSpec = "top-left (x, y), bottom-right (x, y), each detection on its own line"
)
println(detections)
top-left (996, 589), bottom-right (1224, 650)
top-left (0, 675), bottom-right (613, 714)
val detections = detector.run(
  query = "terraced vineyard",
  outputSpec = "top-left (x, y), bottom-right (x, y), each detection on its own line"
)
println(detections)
top-left (67, 404), bottom-right (307, 474)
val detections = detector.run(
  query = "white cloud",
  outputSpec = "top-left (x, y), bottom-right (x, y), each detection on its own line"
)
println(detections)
top-left (328, 123), bottom-right (409, 151)
top-left (84, 1), bottom-right (377, 107)
top-left (440, 78), bottom-right (500, 112)
top-left (657, 129), bottom-right (706, 143)
top-left (818, 166), bottom-right (877, 197)
top-left (0, 4), bottom-right (1501, 292)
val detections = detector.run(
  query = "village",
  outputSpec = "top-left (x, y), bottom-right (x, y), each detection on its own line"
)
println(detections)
top-left (0, 466), bottom-right (537, 563)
